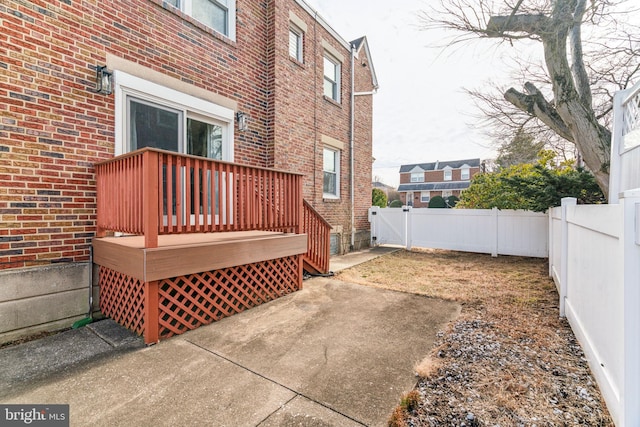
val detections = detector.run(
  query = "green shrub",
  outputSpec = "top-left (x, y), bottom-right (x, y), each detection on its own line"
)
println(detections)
top-left (372, 188), bottom-right (388, 208)
top-left (389, 199), bottom-right (403, 208)
top-left (428, 195), bottom-right (446, 208)
top-left (446, 195), bottom-right (459, 208)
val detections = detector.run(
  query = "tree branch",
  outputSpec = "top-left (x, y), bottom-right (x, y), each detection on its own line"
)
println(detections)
top-left (570, 0), bottom-right (593, 108)
top-left (504, 83), bottom-right (574, 142)
top-left (486, 14), bottom-right (549, 37)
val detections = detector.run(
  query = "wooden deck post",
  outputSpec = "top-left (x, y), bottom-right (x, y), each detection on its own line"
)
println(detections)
top-left (297, 177), bottom-right (304, 289)
top-left (144, 280), bottom-right (160, 345)
top-left (142, 150), bottom-right (159, 248)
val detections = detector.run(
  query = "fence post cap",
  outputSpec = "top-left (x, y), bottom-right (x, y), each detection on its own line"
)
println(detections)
top-left (560, 197), bottom-right (577, 206)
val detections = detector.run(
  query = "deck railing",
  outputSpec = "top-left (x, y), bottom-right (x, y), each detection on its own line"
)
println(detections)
top-left (302, 200), bottom-right (331, 274)
top-left (96, 148), bottom-right (303, 248)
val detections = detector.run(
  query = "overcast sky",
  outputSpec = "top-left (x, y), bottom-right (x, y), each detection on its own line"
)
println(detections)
top-left (307, 0), bottom-right (542, 187)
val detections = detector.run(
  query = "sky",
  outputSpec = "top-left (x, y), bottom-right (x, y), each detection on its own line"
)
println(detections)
top-left (306, 0), bottom-right (541, 187)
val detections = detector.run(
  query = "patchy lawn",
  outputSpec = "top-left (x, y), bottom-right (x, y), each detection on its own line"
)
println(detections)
top-left (336, 249), bottom-right (613, 426)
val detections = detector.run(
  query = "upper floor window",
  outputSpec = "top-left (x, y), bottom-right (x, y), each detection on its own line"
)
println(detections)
top-left (167, 0), bottom-right (236, 40)
top-left (461, 167), bottom-right (470, 180)
top-left (289, 26), bottom-right (303, 62)
top-left (443, 169), bottom-right (452, 181)
top-left (323, 147), bottom-right (340, 198)
top-left (410, 172), bottom-right (424, 183)
top-left (323, 55), bottom-right (340, 102)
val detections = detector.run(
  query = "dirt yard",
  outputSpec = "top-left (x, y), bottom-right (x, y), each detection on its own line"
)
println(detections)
top-left (336, 249), bottom-right (613, 426)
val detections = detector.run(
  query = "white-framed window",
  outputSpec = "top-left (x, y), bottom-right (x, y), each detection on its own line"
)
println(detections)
top-left (411, 172), bottom-right (424, 183)
top-left (166, 0), bottom-right (236, 40)
top-left (461, 167), bottom-right (470, 180)
top-left (114, 71), bottom-right (234, 161)
top-left (323, 54), bottom-right (340, 102)
top-left (323, 147), bottom-right (340, 198)
top-left (289, 26), bottom-right (303, 62)
top-left (442, 190), bottom-right (453, 198)
top-left (443, 169), bottom-right (452, 181)
top-left (421, 191), bottom-right (430, 203)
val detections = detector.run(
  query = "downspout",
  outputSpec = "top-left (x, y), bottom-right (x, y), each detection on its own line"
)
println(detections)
top-left (313, 12), bottom-right (318, 202)
top-left (350, 43), bottom-right (356, 250)
top-left (350, 48), bottom-right (378, 251)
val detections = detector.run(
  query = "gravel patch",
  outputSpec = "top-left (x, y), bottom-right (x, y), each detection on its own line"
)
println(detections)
top-left (336, 249), bottom-right (613, 426)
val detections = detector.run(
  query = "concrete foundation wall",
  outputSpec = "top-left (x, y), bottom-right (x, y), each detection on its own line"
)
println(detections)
top-left (0, 263), bottom-right (100, 345)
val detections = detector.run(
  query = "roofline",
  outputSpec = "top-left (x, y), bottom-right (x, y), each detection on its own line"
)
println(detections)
top-left (354, 36), bottom-right (379, 90)
top-left (399, 158), bottom-right (482, 171)
top-left (294, 0), bottom-right (351, 50)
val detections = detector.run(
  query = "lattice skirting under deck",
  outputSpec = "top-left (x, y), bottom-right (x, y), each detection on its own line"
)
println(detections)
top-left (99, 255), bottom-right (301, 344)
top-left (99, 267), bottom-right (146, 336)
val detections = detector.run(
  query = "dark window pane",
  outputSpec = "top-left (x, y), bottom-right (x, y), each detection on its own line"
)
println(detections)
top-left (323, 171), bottom-right (336, 195)
top-left (187, 118), bottom-right (222, 159)
top-left (129, 100), bottom-right (180, 152)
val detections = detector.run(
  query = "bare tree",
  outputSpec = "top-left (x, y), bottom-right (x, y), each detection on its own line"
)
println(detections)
top-left (421, 0), bottom-right (640, 197)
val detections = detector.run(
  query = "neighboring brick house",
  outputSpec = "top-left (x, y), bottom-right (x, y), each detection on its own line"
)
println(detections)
top-left (398, 159), bottom-right (481, 207)
top-left (0, 0), bottom-right (377, 341)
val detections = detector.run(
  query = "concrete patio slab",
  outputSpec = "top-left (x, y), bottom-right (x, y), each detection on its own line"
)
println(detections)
top-left (258, 395), bottom-right (363, 427)
top-left (184, 278), bottom-right (460, 426)
top-left (2, 248), bottom-right (460, 426)
top-left (4, 338), bottom-right (297, 426)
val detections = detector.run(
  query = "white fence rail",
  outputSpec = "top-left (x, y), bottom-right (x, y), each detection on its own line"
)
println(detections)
top-left (549, 195), bottom-right (640, 427)
top-left (368, 206), bottom-right (548, 258)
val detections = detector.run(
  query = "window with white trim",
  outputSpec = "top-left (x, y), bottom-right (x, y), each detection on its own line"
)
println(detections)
top-left (116, 72), bottom-right (236, 223)
top-left (421, 191), bottom-right (430, 203)
top-left (411, 172), bottom-right (424, 183)
top-left (115, 72), bottom-right (234, 161)
top-left (323, 147), bottom-right (340, 198)
top-left (289, 26), bottom-right (303, 62)
top-left (443, 169), bottom-right (452, 181)
top-left (166, 0), bottom-right (236, 40)
top-left (323, 54), bottom-right (340, 102)
top-left (461, 167), bottom-right (470, 180)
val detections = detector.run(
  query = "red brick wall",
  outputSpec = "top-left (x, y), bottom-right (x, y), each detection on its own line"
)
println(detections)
top-left (271, 0), bottom-right (374, 253)
top-left (0, 0), bottom-right (270, 268)
top-left (0, 0), bottom-right (375, 267)
top-left (353, 45), bottom-right (374, 237)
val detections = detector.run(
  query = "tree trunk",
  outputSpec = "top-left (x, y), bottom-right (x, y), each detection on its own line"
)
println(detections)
top-left (486, 0), bottom-right (612, 197)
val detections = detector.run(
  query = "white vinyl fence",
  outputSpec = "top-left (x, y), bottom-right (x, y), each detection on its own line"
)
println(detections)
top-left (368, 81), bottom-right (640, 426)
top-left (549, 195), bottom-right (640, 427)
top-left (368, 206), bottom-right (548, 257)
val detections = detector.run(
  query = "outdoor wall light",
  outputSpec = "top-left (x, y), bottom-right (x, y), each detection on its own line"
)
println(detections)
top-left (94, 65), bottom-right (113, 95)
top-left (237, 112), bottom-right (249, 131)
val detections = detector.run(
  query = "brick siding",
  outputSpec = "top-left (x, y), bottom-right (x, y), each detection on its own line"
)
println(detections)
top-left (0, 0), bottom-right (374, 268)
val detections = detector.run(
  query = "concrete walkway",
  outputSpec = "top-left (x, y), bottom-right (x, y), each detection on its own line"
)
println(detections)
top-left (0, 247), bottom-right (460, 426)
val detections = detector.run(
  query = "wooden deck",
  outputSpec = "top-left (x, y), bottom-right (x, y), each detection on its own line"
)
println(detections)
top-left (94, 231), bottom-right (307, 344)
top-left (93, 231), bottom-right (307, 282)
top-left (92, 149), bottom-right (327, 344)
